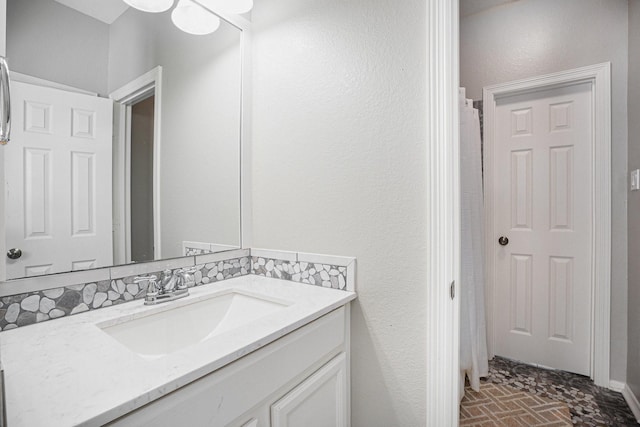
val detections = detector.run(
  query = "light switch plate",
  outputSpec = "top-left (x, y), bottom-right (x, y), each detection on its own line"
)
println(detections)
top-left (631, 169), bottom-right (640, 191)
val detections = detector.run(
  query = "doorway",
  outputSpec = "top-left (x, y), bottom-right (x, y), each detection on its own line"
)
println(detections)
top-left (109, 67), bottom-right (163, 266)
top-left (490, 80), bottom-right (593, 376)
top-left (483, 63), bottom-right (612, 386)
top-left (454, 1), bottom-right (623, 424)
top-left (130, 95), bottom-right (155, 262)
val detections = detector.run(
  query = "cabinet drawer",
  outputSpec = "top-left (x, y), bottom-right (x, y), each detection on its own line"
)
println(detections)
top-left (108, 307), bottom-right (346, 426)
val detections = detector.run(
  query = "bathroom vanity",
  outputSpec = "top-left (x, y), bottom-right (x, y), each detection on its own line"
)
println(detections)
top-left (0, 274), bottom-right (355, 426)
top-left (0, 2), bottom-right (358, 425)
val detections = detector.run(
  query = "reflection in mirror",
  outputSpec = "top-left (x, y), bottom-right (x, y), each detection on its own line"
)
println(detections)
top-left (4, 0), bottom-right (242, 280)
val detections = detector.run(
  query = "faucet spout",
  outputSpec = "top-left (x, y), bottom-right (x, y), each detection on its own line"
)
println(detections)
top-left (161, 269), bottom-right (180, 293)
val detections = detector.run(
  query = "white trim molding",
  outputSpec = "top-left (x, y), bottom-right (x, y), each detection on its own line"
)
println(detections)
top-left (609, 380), bottom-right (626, 393)
top-left (608, 381), bottom-right (640, 422)
top-left (110, 66), bottom-right (164, 263)
top-left (483, 62), bottom-right (612, 387)
top-left (239, 19), bottom-right (253, 249)
top-left (426, 0), bottom-right (460, 425)
top-left (622, 383), bottom-right (640, 422)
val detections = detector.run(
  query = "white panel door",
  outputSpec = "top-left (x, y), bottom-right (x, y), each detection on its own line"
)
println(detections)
top-left (5, 81), bottom-right (113, 279)
top-left (271, 353), bottom-right (347, 427)
top-left (493, 82), bottom-right (592, 375)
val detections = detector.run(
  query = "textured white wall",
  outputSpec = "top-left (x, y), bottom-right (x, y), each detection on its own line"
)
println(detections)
top-left (627, 0), bottom-right (640, 399)
top-left (251, 0), bottom-right (427, 425)
top-left (460, 0), bottom-right (629, 383)
top-left (6, 0), bottom-right (109, 95)
top-left (108, 10), bottom-right (242, 258)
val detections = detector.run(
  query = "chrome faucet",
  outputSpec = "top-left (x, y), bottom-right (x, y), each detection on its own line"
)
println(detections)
top-left (135, 267), bottom-right (197, 305)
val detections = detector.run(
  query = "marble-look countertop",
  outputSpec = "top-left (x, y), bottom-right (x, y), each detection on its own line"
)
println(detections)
top-left (0, 276), bottom-right (356, 427)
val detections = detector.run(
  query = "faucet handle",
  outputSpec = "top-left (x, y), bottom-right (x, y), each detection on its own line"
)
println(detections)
top-left (134, 274), bottom-right (157, 284)
top-left (134, 275), bottom-right (159, 296)
top-left (176, 267), bottom-right (198, 289)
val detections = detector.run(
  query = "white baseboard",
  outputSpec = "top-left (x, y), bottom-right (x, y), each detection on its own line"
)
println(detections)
top-left (614, 382), bottom-right (640, 423)
top-left (609, 380), bottom-right (626, 392)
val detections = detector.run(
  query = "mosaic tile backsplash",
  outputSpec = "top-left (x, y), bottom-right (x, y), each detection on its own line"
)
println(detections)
top-left (252, 257), bottom-right (348, 291)
top-left (194, 257), bottom-right (251, 285)
top-left (184, 247), bottom-right (213, 256)
top-left (0, 256), bottom-right (251, 331)
top-left (0, 252), bottom-right (353, 331)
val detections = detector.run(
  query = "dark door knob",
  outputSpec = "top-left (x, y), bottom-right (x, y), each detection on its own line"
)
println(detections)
top-left (498, 236), bottom-right (509, 246)
top-left (7, 248), bottom-right (22, 260)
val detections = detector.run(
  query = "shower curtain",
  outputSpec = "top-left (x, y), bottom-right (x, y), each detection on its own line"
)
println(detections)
top-left (459, 88), bottom-right (489, 401)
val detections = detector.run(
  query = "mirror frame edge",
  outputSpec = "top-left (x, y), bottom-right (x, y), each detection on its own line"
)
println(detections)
top-left (238, 16), bottom-right (253, 251)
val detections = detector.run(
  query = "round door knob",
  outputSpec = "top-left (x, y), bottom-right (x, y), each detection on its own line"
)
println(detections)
top-left (498, 236), bottom-right (509, 246)
top-left (7, 248), bottom-right (22, 260)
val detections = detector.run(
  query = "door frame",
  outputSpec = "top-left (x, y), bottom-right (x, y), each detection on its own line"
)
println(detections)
top-left (426, 0), bottom-right (460, 425)
top-left (109, 66), bottom-right (163, 264)
top-left (483, 63), bottom-right (612, 387)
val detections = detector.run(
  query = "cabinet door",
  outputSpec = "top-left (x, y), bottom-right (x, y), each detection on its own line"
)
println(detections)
top-left (271, 353), bottom-right (347, 427)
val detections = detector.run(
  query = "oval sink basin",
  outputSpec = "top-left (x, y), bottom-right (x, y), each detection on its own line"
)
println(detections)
top-left (98, 291), bottom-right (289, 359)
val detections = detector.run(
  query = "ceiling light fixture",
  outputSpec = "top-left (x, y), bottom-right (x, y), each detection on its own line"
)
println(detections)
top-left (123, 0), bottom-right (246, 36)
top-left (171, 0), bottom-right (221, 35)
top-left (197, 0), bottom-right (253, 15)
top-left (123, 0), bottom-right (175, 13)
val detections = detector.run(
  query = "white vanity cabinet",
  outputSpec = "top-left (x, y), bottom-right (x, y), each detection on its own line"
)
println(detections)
top-left (107, 306), bottom-right (350, 427)
top-left (270, 352), bottom-right (348, 427)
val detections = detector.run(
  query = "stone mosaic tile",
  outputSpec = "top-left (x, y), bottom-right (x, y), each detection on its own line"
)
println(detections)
top-left (0, 253), bottom-right (350, 332)
top-left (251, 257), bottom-right (348, 291)
top-left (0, 257), bottom-right (252, 331)
top-left (484, 356), bottom-right (637, 426)
top-left (194, 256), bottom-right (251, 286)
top-left (185, 247), bottom-right (212, 256)
top-left (1, 279), bottom-right (117, 331)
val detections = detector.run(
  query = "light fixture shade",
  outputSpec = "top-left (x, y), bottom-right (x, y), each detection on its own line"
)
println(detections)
top-left (172, 0), bottom-right (221, 35)
top-left (123, 0), bottom-right (175, 13)
top-left (198, 0), bottom-right (253, 15)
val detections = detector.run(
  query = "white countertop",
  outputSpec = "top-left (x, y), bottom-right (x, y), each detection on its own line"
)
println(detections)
top-left (0, 276), bottom-right (356, 427)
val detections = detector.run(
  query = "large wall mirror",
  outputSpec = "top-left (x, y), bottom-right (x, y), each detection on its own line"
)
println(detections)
top-left (3, 0), bottom-right (244, 280)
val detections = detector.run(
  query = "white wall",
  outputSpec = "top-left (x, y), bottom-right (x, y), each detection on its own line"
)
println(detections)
top-left (6, 0), bottom-right (109, 95)
top-left (251, 0), bottom-right (427, 425)
top-left (0, 0), bottom-right (5, 57)
top-left (627, 0), bottom-right (640, 399)
top-left (460, 0), bottom-right (629, 383)
top-left (108, 9), bottom-right (242, 258)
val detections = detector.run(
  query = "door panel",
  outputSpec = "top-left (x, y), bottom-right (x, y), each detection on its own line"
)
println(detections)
top-left (493, 82), bottom-right (592, 375)
top-left (5, 81), bottom-right (113, 279)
